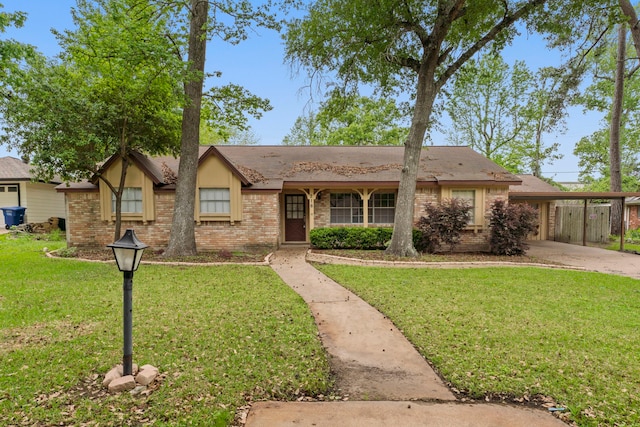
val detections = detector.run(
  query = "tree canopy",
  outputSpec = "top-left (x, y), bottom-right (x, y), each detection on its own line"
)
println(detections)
top-left (445, 53), bottom-right (566, 175)
top-left (285, 0), bottom-right (609, 256)
top-left (0, 0), bottom-right (185, 238)
top-left (283, 94), bottom-right (409, 146)
top-left (573, 25), bottom-right (640, 191)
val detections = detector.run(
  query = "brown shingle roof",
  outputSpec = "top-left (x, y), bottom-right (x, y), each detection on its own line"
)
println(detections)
top-left (58, 145), bottom-right (522, 191)
top-left (213, 145), bottom-right (521, 190)
top-left (510, 175), bottom-right (563, 193)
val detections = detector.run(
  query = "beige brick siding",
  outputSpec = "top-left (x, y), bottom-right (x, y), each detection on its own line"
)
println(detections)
top-left (66, 186), bottom-right (513, 253)
top-left (65, 190), bottom-right (279, 252)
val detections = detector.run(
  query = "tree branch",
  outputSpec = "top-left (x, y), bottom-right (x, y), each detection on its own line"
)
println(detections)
top-left (437, 0), bottom-right (547, 90)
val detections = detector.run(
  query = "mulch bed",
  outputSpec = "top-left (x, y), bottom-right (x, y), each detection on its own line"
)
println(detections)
top-left (54, 247), bottom-right (554, 265)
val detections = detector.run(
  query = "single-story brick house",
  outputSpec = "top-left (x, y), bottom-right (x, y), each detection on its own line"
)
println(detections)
top-left (57, 145), bottom-right (526, 252)
top-left (0, 156), bottom-right (66, 228)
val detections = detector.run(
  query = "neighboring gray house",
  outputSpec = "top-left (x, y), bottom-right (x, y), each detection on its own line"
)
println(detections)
top-left (0, 156), bottom-right (66, 228)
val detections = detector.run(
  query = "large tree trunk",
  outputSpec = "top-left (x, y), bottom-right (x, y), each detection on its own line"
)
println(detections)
top-left (610, 24), bottom-right (625, 236)
top-left (385, 61), bottom-right (437, 257)
top-left (165, 0), bottom-right (208, 256)
top-left (620, 0), bottom-right (640, 59)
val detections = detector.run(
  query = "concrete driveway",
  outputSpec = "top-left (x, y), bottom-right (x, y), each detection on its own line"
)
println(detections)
top-left (527, 240), bottom-right (640, 279)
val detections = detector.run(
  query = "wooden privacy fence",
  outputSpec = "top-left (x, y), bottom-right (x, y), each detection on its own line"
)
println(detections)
top-left (554, 205), bottom-right (610, 243)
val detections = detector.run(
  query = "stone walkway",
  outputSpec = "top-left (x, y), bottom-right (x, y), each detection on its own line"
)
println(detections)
top-left (245, 247), bottom-right (567, 427)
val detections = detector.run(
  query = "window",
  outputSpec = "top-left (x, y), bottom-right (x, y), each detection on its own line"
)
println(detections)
top-left (7, 186), bottom-right (17, 193)
top-left (286, 195), bottom-right (305, 219)
top-left (368, 193), bottom-right (395, 224)
top-left (200, 188), bottom-right (230, 214)
top-left (112, 187), bottom-right (143, 213)
top-left (452, 189), bottom-right (475, 224)
top-left (330, 193), bottom-right (363, 224)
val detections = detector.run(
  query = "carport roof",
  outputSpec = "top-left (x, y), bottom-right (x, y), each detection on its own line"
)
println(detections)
top-left (509, 191), bottom-right (640, 200)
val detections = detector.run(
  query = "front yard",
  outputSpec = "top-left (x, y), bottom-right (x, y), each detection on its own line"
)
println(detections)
top-left (3, 233), bottom-right (640, 426)
top-left (315, 263), bottom-right (640, 426)
top-left (0, 235), bottom-right (331, 426)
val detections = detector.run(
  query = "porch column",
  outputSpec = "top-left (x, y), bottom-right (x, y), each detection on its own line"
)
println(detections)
top-left (356, 189), bottom-right (377, 228)
top-left (302, 188), bottom-right (322, 231)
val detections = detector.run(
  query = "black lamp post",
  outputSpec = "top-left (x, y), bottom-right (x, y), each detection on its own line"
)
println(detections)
top-left (108, 229), bottom-right (148, 376)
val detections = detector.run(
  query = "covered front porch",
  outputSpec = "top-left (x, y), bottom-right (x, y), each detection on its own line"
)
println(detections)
top-left (280, 186), bottom-right (397, 244)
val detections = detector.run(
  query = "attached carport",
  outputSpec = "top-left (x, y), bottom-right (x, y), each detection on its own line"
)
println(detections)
top-left (510, 191), bottom-right (640, 251)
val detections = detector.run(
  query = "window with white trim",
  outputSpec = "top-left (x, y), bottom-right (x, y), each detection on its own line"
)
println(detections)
top-left (451, 189), bottom-right (475, 224)
top-left (112, 187), bottom-right (143, 213)
top-left (368, 193), bottom-right (395, 224)
top-left (200, 188), bottom-right (230, 214)
top-left (330, 193), bottom-right (363, 224)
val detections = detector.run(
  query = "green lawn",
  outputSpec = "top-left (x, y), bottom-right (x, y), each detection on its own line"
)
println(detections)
top-left (0, 235), bottom-right (331, 426)
top-left (315, 264), bottom-right (640, 427)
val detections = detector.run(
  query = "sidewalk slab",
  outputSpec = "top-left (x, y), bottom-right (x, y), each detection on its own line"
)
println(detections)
top-left (246, 401), bottom-right (567, 427)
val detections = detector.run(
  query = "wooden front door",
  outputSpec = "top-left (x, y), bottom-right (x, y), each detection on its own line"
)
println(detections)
top-left (285, 194), bottom-right (306, 242)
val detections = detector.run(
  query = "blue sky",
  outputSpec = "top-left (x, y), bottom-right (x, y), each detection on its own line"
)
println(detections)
top-left (1, 0), bottom-right (605, 181)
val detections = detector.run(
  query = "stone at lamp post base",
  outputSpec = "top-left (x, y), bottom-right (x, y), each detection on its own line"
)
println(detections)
top-left (103, 363), bottom-right (159, 394)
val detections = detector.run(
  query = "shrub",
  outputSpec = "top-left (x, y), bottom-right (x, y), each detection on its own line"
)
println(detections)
top-left (489, 200), bottom-right (538, 256)
top-left (415, 198), bottom-right (471, 253)
top-left (310, 227), bottom-right (394, 249)
top-left (624, 228), bottom-right (640, 243)
top-left (54, 246), bottom-right (78, 258)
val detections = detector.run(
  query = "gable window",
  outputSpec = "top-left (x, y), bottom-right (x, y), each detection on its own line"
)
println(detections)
top-left (368, 193), bottom-right (395, 224)
top-left (452, 189), bottom-right (475, 224)
top-left (112, 187), bottom-right (143, 213)
top-left (330, 193), bottom-right (363, 224)
top-left (200, 188), bottom-right (230, 214)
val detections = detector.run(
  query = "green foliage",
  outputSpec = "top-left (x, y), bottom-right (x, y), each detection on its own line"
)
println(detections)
top-left (310, 227), bottom-right (401, 250)
top-left (0, 238), bottom-right (331, 425)
top-left (573, 29), bottom-right (640, 184)
top-left (574, 129), bottom-right (640, 190)
top-left (284, 0), bottom-right (601, 257)
top-left (317, 264), bottom-right (640, 426)
top-left (488, 200), bottom-right (539, 255)
top-left (445, 54), bottom-right (567, 175)
top-left (0, 5), bottom-right (37, 99)
top-left (54, 246), bottom-right (78, 258)
top-left (284, 94), bottom-right (409, 146)
top-left (415, 198), bottom-right (472, 253)
top-left (0, 0), bottom-right (184, 183)
top-left (201, 84), bottom-right (272, 141)
top-left (446, 54), bottom-right (533, 172)
top-left (625, 227), bottom-right (640, 242)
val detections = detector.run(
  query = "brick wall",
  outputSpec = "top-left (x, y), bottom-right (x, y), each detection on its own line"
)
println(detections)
top-left (629, 205), bottom-right (640, 230)
top-left (66, 186), bottom-right (512, 253)
top-left (312, 186), bottom-right (509, 252)
top-left (65, 190), bottom-right (280, 252)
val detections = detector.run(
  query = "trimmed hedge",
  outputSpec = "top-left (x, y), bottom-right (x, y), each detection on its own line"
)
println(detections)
top-left (310, 227), bottom-right (421, 250)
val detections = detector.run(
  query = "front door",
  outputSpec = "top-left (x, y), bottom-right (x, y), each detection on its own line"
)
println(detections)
top-left (285, 194), bottom-right (306, 242)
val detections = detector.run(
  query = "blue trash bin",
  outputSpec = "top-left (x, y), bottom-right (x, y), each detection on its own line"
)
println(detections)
top-left (2, 207), bottom-right (27, 229)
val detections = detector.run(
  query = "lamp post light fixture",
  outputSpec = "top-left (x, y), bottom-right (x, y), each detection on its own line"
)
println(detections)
top-left (108, 229), bottom-right (148, 376)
